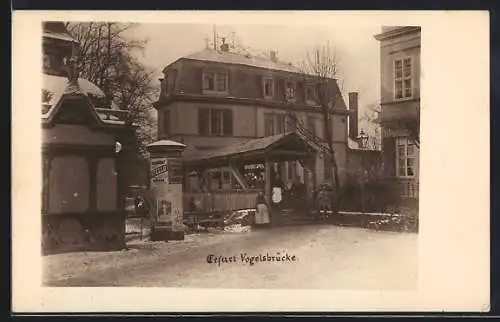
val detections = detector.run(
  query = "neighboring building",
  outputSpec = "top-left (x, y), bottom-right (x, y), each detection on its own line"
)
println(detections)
top-left (153, 43), bottom-right (360, 191)
top-left (374, 26), bottom-right (420, 203)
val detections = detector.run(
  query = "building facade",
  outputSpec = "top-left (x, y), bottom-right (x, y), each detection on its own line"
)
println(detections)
top-left (153, 45), bottom-right (360, 192)
top-left (375, 26), bottom-right (420, 203)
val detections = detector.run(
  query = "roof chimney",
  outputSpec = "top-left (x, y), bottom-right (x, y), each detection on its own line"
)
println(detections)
top-left (270, 51), bottom-right (277, 62)
top-left (220, 37), bottom-right (229, 52)
top-left (348, 92), bottom-right (359, 141)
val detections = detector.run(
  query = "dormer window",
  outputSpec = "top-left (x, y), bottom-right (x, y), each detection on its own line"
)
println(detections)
top-left (285, 80), bottom-right (296, 101)
top-left (203, 71), bottom-right (228, 93)
top-left (263, 77), bottom-right (274, 99)
top-left (305, 84), bottom-right (317, 105)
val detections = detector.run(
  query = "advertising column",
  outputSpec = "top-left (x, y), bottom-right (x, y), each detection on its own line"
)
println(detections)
top-left (147, 140), bottom-right (186, 241)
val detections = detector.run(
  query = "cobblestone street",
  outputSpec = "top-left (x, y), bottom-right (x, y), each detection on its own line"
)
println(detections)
top-left (44, 225), bottom-right (417, 289)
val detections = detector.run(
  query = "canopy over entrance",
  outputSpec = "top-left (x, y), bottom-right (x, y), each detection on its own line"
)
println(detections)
top-left (181, 132), bottom-right (320, 219)
top-left (182, 132), bottom-right (317, 167)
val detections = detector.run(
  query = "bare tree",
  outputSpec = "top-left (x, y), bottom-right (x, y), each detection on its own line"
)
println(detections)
top-left (290, 42), bottom-right (345, 213)
top-left (361, 101), bottom-right (419, 149)
top-left (360, 102), bottom-right (382, 150)
top-left (66, 22), bottom-right (157, 156)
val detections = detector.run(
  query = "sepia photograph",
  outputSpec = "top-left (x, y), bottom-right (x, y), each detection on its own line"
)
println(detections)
top-left (40, 21), bottom-right (419, 289)
top-left (12, 11), bottom-right (489, 313)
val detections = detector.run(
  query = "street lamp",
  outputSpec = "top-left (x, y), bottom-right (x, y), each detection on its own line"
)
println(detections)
top-left (357, 129), bottom-right (369, 149)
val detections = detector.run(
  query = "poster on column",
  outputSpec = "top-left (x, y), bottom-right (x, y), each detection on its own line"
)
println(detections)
top-left (150, 157), bottom-right (168, 187)
top-left (149, 157), bottom-right (171, 224)
top-left (168, 159), bottom-right (184, 232)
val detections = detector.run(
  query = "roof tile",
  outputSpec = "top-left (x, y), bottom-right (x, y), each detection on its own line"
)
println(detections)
top-left (183, 48), bottom-right (302, 74)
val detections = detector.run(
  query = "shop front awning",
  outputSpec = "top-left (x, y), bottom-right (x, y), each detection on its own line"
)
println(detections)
top-left (182, 132), bottom-right (317, 167)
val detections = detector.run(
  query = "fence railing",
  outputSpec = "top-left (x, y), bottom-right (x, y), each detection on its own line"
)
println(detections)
top-left (125, 217), bottom-right (150, 241)
top-left (184, 191), bottom-right (259, 212)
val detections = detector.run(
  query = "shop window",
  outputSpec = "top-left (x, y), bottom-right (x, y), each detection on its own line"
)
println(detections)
top-left (241, 163), bottom-right (265, 190)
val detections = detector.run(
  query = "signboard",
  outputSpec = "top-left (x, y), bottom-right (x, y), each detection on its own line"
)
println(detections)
top-left (244, 163), bottom-right (265, 170)
top-left (150, 157), bottom-right (168, 185)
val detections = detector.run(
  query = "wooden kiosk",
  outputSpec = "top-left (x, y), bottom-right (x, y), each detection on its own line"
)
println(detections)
top-left (41, 22), bottom-right (136, 254)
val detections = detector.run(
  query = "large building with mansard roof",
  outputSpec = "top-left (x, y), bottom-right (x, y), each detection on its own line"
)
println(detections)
top-left (153, 42), bottom-right (368, 196)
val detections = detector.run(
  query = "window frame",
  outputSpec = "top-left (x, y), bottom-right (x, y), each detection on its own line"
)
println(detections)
top-left (200, 167), bottom-right (247, 192)
top-left (393, 57), bottom-right (413, 101)
top-left (264, 113), bottom-right (287, 136)
top-left (264, 113), bottom-right (275, 136)
top-left (395, 137), bottom-right (417, 178)
top-left (263, 77), bottom-right (275, 99)
top-left (203, 70), bottom-right (229, 93)
top-left (304, 83), bottom-right (317, 105)
top-left (285, 80), bottom-right (297, 102)
top-left (198, 107), bottom-right (233, 137)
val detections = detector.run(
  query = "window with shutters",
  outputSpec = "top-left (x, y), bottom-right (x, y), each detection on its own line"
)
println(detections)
top-left (198, 108), bottom-right (233, 136)
top-left (394, 57), bottom-right (412, 100)
top-left (396, 137), bottom-right (417, 178)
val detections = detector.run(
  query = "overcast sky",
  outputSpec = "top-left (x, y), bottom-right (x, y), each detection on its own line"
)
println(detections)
top-left (127, 23), bottom-right (382, 132)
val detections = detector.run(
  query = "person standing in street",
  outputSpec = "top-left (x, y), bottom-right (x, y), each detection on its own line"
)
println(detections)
top-left (254, 191), bottom-right (270, 227)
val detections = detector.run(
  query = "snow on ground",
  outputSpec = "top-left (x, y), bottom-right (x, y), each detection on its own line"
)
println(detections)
top-left (44, 225), bottom-right (417, 290)
top-left (43, 230), bottom-right (249, 285)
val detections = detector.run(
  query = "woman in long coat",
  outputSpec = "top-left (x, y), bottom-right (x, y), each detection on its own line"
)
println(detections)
top-left (254, 191), bottom-right (270, 226)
